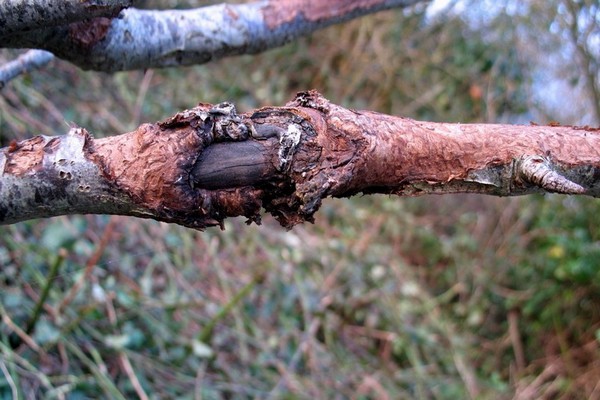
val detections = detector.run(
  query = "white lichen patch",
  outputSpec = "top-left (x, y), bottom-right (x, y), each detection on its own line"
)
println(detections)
top-left (52, 129), bottom-right (87, 172)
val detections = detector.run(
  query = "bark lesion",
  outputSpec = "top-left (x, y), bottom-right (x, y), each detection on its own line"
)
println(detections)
top-left (89, 101), bottom-right (320, 229)
top-left (2, 91), bottom-right (600, 230)
top-left (2, 136), bottom-right (47, 176)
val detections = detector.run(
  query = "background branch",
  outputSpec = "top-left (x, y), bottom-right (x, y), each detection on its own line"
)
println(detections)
top-left (0, 50), bottom-right (54, 89)
top-left (1, 0), bottom-right (426, 72)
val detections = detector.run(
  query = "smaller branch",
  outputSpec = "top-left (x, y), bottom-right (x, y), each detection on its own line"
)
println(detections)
top-left (0, 50), bottom-right (54, 89)
top-left (518, 155), bottom-right (585, 194)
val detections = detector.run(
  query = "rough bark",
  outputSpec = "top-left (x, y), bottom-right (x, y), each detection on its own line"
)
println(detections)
top-left (2, 91), bottom-right (599, 229)
top-left (1, 0), bottom-right (425, 72)
top-left (0, 0), bottom-right (131, 38)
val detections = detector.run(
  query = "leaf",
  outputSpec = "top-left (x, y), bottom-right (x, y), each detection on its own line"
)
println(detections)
top-left (191, 340), bottom-right (213, 359)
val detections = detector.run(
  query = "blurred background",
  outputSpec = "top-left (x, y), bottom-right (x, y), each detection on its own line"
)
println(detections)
top-left (0, 0), bottom-right (599, 398)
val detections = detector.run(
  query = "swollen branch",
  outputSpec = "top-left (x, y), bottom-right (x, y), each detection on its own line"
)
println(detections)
top-left (1, 91), bottom-right (599, 229)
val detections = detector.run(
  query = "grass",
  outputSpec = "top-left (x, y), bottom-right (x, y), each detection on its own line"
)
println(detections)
top-left (0, 196), bottom-right (598, 399)
top-left (1, 3), bottom-right (599, 399)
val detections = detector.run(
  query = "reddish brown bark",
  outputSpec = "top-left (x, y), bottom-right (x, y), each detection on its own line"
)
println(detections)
top-left (262, 0), bottom-right (406, 29)
top-left (1, 91), bottom-right (599, 229)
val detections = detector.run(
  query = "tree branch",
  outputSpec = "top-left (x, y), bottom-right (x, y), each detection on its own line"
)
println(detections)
top-left (0, 0), bottom-right (131, 38)
top-left (1, 0), bottom-right (426, 72)
top-left (2, 91), bottom-right (599, 229)
top-left (0, 50), bottom-right (54, 89)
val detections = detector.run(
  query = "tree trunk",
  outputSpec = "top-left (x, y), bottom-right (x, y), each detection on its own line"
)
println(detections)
top-left (1, 91), bottom-right (599, 229)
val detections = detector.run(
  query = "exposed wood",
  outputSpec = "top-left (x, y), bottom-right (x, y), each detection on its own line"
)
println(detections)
top-left (192, 141), bottom-right (278, 190)
top-left (1, 91), bottom-right (599, 229)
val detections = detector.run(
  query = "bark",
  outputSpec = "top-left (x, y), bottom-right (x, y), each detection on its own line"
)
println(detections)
top-left (0, 0), bottom-right (131, 38)
top-left (2, 90), bottom-right (600, 230)
top-left (1, 0), bottom-right (425, 72)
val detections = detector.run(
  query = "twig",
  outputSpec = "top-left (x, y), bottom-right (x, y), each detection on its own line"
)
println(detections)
top-left (508, 309), bottom-right (526, 374)
top-left (0, 360), bottom-right (18, 400)
top-left (119, 353), bottom-right (149, 400)
top-left (2, 91), bottom-right (600, 230)
top-left (0, 303), bottom-right (40, 352)
top-left (0, 50), bottom-right (54, 89)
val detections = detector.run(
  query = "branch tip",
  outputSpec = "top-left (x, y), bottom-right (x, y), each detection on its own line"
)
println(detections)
top-left (518, 155), bottom-right (586, 195)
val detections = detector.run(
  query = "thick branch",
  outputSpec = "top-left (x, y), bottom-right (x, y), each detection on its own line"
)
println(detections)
top-left (1, 0), bottom-right (425, 72)
top-left (2, 91), bottom-right (600, 229)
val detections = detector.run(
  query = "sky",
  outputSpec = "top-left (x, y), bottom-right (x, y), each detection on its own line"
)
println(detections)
top-left (425, 0), bottom-right (598, 125)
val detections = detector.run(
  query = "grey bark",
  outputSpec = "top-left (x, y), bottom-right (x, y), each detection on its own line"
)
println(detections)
top-left (0, 128), bottom-right (142, 224)
top-left (1, 0), bottom-right (426, 72)
top-left (0, 0), bottom-right (131, 38)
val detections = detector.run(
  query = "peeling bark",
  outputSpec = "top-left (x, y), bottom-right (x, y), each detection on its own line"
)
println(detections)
top-left (2, 91), bottom-right (600, 229)
top-left (1, 0), bottom-right (424, 72)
